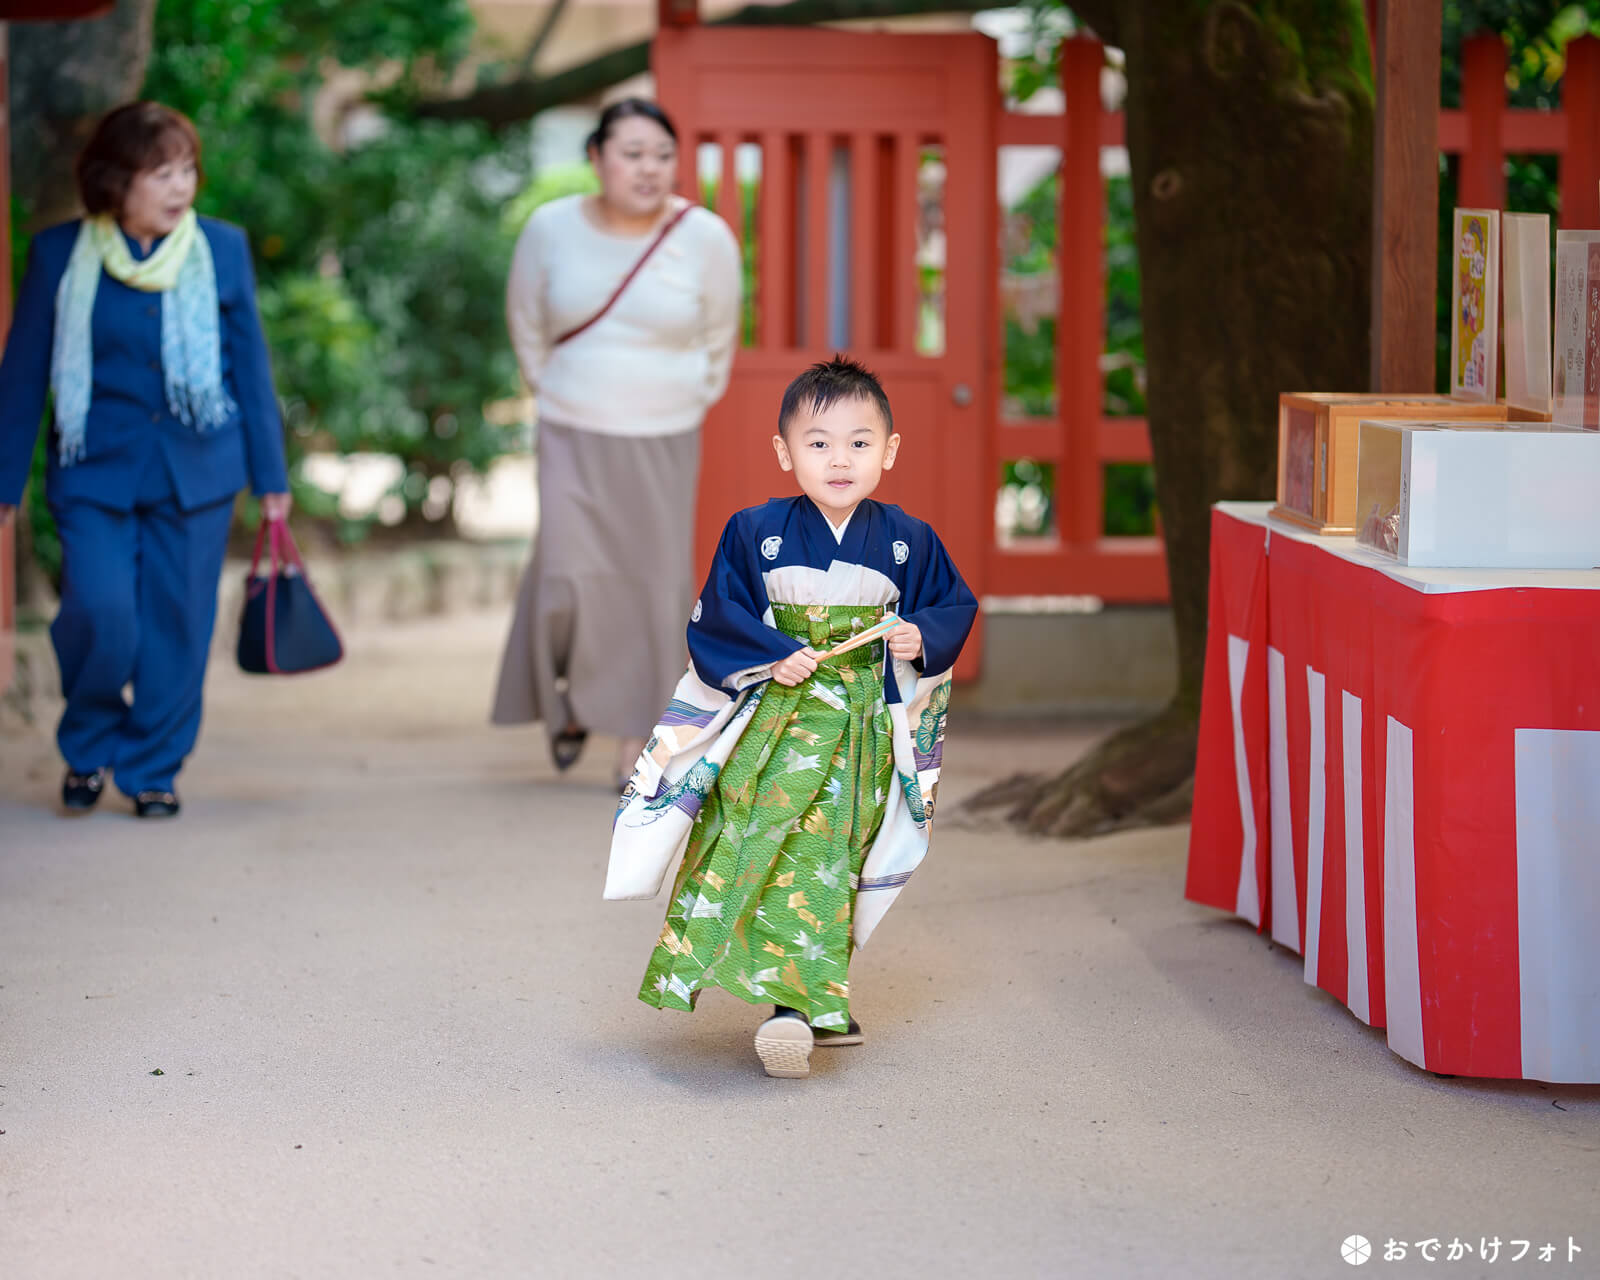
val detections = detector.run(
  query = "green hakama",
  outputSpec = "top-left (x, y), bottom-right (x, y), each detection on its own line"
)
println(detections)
top-left (638, 603), bottom-right (893, 1031)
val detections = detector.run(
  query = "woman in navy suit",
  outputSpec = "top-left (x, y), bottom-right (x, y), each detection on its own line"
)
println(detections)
top-left (0, 102), bottom-right (290, 818)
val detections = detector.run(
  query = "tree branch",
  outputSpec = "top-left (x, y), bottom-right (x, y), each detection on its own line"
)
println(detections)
top-left (515, 0), bottom-right (574, 79)
top-left (413, 0), bottom-right (997, 129)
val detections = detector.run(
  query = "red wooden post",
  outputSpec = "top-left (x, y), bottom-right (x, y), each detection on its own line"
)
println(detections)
top-left (715, 129), bottom-right (741, 241)
top-left (1058, 36), bottom-right (1104, 545)
top-left (1561, 35), bottom-right (1600, 230)
top-left (893, 132), bottom-right (920, 354)
top-left (848, 132), bottom-right (880, 352)
top-left (804, 130), bottom-right (832, 349)
top-left (1459, 31), bottom-right (1507, 210)
top-left (657, 0), bottom-right (698, 29)
top-left (759, 130), bottom-right (795, 350)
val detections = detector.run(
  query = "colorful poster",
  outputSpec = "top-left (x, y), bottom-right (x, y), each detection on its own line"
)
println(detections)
top-left (1553, 232), bottom-right (1600, 431)
top-left (1450, 208), bottom-right (1500, 403)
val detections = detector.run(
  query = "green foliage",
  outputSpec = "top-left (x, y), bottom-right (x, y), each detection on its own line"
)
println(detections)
top-left (1006, 1), bottom-right (1079, 103)
top-left (1442, 2), bottom-right (1600, 107)
top-left (1433, 2), bottom-right (1598, 389)
top-left (505, 162), bottom-right (599, 234)
top-left (141, 0), bottom-right (529, 535)
top-left (1000, 169), bottom-right (1154, 537)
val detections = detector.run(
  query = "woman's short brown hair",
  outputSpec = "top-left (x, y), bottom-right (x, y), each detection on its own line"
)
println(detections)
top-left (75, 102), bottom-right (203, 218)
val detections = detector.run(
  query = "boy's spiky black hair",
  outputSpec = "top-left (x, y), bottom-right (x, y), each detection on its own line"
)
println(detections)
top-left (778, 354), bottom-right (894, 437)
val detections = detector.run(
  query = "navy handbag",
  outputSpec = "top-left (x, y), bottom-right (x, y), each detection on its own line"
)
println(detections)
top-left (237, 518), bottom-right (343, 675)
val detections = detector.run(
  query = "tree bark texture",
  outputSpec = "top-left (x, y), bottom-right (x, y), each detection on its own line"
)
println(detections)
top-left (966, 0), bottom-right (1374, 836)
top-left (1123, 0), bottom-right (1372, 717)
top-left (10, 0), bottom-right (157, 230)
top-left (412, 0), bottom-right (995, 128)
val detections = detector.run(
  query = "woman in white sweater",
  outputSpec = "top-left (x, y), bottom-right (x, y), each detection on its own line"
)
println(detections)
top-left (491, 99), bottom-right (742, 784)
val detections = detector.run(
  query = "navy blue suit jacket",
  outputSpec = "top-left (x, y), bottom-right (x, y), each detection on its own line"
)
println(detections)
top-left (0, 216), bottom-right (289, 512)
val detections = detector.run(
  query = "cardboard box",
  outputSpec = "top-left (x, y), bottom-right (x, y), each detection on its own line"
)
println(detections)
top-left (1354, 419), bottom-right (1600, 568)
top-left (1272, 393), bottom-right (1508, 534)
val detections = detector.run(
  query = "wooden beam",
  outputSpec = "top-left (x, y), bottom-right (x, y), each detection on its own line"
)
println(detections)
top-left (415, 0), bottom-right (995, 127)
top-left (1370, 0), bottom-right (1443, 393)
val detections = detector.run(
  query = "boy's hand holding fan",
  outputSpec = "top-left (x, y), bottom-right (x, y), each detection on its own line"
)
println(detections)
top-left (818, 613), bottom-right (921, 662)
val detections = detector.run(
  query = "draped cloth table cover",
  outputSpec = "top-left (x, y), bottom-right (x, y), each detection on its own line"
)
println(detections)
top-left (1187, 502), bottom-right (1600, 1083)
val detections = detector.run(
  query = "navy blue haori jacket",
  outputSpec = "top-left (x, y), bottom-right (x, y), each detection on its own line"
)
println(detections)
top-left (687, 495), bottom-right (978, 704)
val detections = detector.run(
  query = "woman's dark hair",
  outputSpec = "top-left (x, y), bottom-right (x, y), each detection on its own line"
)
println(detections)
top-left (585, 98), bottom-right (678, 156)
top-left (76, 102), bottom-right (203, 218)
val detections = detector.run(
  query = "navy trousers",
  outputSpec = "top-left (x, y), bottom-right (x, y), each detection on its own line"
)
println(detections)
top-left (50, 458), bottom-right (236, 796)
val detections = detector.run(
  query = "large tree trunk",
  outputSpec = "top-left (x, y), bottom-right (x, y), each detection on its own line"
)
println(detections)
top-left (10, 0), bottom-right (158, 230)
top-left (966, 1), bottom-right (1373, 836)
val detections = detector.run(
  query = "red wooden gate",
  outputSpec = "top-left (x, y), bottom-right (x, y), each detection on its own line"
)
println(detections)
top-left (654, 26), bottom-right (997, 679)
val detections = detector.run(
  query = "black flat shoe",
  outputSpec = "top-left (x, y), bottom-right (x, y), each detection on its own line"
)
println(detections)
top-left (134, 790), bottom-right (181, 819)
top-left (550, 726), bottom-right (587, 772)
top-left (62, 768), bottom-right (106, 812)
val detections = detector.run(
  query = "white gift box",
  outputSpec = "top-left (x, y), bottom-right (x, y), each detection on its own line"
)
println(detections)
top-left (1354, 419), bottom-right (1600, 568)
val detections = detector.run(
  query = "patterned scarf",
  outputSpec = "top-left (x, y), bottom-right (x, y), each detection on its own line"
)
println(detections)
top-left (51, 209), bottom-right (235, 465)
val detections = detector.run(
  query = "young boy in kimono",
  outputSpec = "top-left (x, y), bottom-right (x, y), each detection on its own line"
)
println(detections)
top-left (607, 355), bottom-right (977, 1079)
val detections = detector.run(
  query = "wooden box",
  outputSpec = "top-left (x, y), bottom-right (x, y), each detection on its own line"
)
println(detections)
top-left (1354, 419), bottom-right (1600, 568)
top-left (1503, 399), bottom-right (1554, 423)
top-left (1272, 393), bottom-right (1509, 534)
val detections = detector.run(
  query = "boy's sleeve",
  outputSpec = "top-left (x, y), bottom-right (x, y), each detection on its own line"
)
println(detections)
top-left (688, 513), bottom-right (805, 692)
top-left (901, 524), bottom-right (979, 675)
top-left (0, 238), bottom-right (61, 506)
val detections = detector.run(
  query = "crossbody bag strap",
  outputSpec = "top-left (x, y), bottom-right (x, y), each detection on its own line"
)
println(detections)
top-left (552, 200), bottom-right (695, 347)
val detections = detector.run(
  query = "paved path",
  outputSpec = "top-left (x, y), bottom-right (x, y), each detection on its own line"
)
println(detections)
top-left (1, 612), bottom-right (1595, 1279)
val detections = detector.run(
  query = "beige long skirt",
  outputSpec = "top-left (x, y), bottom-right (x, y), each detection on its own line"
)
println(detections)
top-left (490, 419), bottom-right (700, 742)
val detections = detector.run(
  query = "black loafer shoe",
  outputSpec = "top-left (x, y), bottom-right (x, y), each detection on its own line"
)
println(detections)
top-left (134, 790), bottom-right (181, 819)
top-left (550, 727), bottom-right (587, 772)
top-left (62, 768), bottom-right (106, 812)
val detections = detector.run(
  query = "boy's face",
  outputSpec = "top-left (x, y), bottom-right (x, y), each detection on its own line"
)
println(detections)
top-left (773, 396), bottom-right (901, 523)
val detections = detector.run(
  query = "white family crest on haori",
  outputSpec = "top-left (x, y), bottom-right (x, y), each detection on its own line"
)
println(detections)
top-left (761, 536), bottom-right (783, 560)
top-left (691, 598), bottom-right (703, 622)
top-left (892, 540), bottom-right (910, 564)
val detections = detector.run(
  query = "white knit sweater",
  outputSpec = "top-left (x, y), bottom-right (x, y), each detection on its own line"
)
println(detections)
top-left (505, 194), bottom-right (743, 437)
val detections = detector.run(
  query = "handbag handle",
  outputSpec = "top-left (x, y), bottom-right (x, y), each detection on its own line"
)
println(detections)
top-left (247, 515), bottom-right (305, 577)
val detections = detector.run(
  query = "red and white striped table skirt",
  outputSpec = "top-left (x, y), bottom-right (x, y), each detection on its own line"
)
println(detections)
top-left (1187, 502), bottom-right (1600, 1082)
